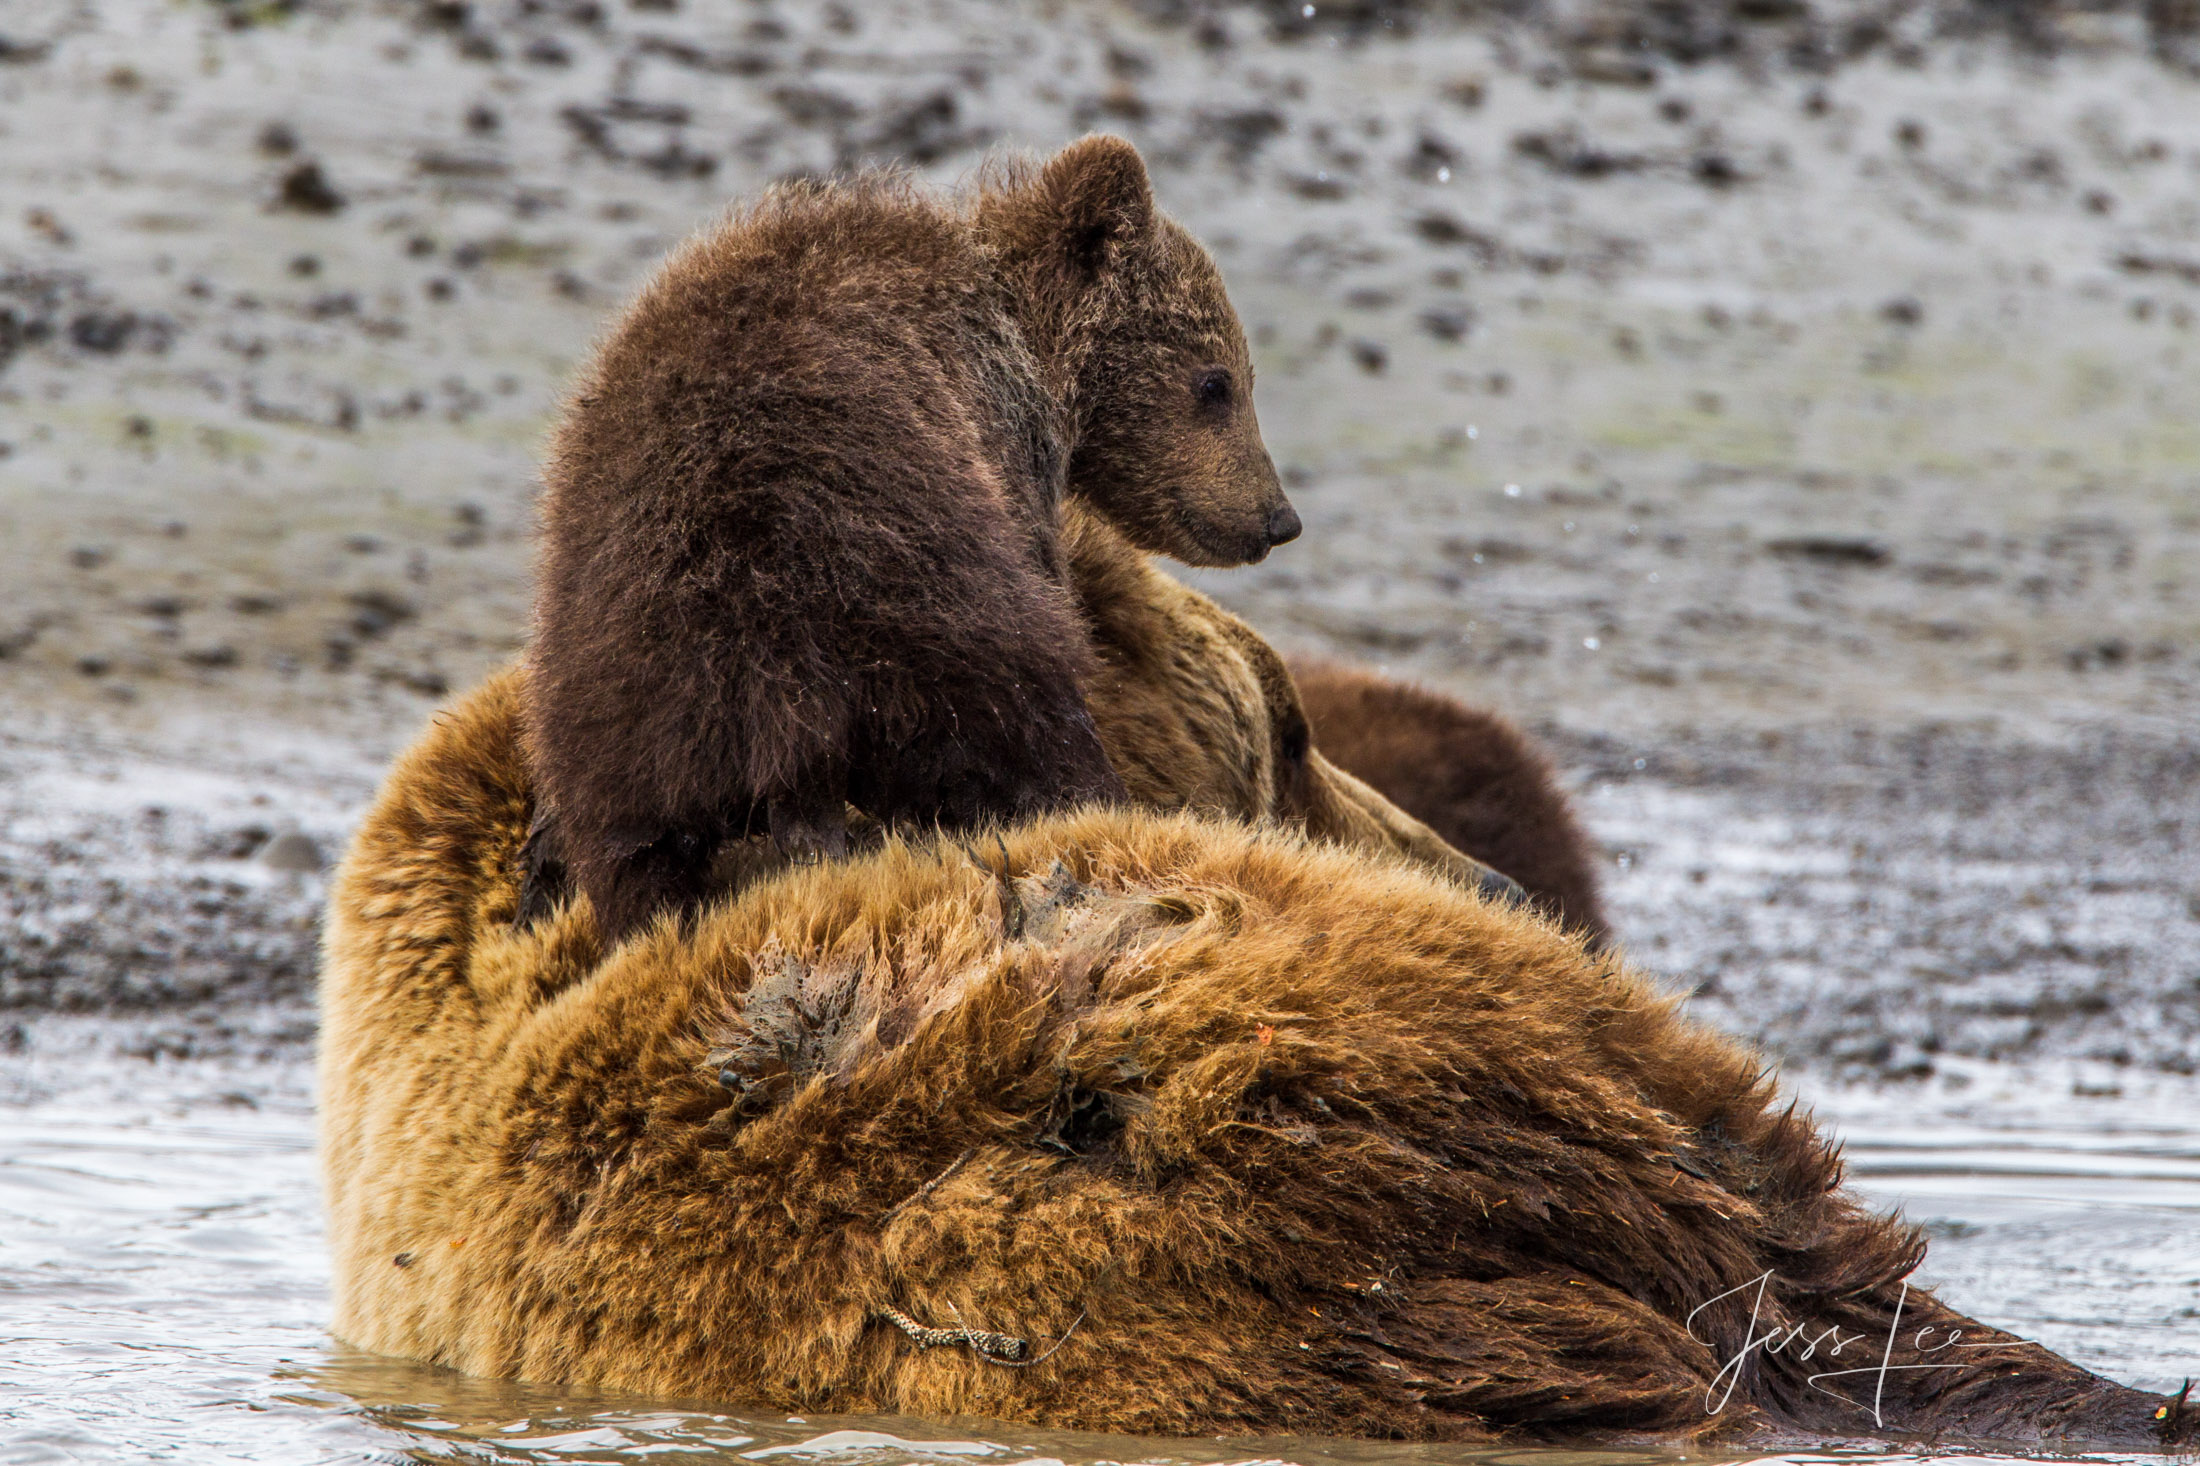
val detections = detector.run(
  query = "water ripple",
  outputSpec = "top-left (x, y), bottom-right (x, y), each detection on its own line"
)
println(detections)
top-left (3, 1038), bottom-right (2192, 1465)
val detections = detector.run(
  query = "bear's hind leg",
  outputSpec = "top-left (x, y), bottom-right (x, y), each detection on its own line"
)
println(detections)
top-left (986, 699), bottom-right (1126, 820)
top-left (767, 762), bottom-right (850, 865)
top-left (858, 693), bottom-right (1125, 839)
top-left (580, 822), bottom-right (724, 944)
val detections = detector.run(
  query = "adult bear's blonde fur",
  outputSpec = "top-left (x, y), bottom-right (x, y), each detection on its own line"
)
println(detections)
top-left (319, 524), bottom-right (2188, 1446)
top-left (323, 675), bottom-right (1681, 1429)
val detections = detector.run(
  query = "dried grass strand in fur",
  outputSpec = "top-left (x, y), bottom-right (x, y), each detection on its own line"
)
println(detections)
top-left (873, 1303), bottom-right (1087, 1369)
top-left (881, 1146), bottom-right (977, 1225)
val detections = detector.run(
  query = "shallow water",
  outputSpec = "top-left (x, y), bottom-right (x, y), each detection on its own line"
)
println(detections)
top-left (1801, 1065), bottom-right (2200, 1397)
top-left (3, 1032), bottom-right (2194, 1466)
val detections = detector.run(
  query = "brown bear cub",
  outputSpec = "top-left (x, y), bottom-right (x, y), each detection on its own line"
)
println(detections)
top-left (1291, 661), bottom-right (1613, 947)
top-left (525, 137), bottom-right (1298, 942)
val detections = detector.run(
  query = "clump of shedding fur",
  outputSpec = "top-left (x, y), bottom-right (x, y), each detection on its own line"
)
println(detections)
top-left (321, 679), bottom-right (2193, 1448)
top-left (525, 136), bottom-right (1297, 943)
top-left (1291, 661), bottom-right (1614, 947)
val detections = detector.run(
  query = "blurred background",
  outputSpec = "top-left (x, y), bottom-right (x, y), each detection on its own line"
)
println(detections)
top-left (2, 0), bottom-right (2197, 1457)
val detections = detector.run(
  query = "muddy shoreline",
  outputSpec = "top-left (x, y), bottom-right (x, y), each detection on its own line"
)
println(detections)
top-left (8, 715), bottom-right (2193, 1081)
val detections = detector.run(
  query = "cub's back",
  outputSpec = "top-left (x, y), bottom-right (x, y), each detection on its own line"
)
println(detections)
top-left (545, 182), bottom-right (1056, 555)
top-left (521, 176), bottom-right (1109, 940)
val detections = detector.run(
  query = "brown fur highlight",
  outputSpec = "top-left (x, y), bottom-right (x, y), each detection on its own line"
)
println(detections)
top-left (525, 137), bottom-right (1294, 942)
top-left (321, 680), bottom-right (2190, 1447)
top-left (1292, 661), bottom-right (1614, 947)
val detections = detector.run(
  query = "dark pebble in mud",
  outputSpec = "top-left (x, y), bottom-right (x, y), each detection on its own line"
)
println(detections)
top-left (345, 589), bottom-right (416, 638)
top-left (1767, 535), bottom-right (1891, 566)
top-left (1420, 305), bottom-right (1473, 341)
top-left (68, 312), bottom-right (139, 354)
top-left (274, 160), bottom-right (345, 215)
top-left (1691, 152), bottom-right (1742, 186)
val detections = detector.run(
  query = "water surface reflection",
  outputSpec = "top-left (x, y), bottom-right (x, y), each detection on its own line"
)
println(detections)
top-left (3, 1034), bottom-right (2192, 1464)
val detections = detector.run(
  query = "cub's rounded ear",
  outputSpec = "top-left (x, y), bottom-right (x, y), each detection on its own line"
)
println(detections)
top-left (1039, 134), bottom-right (1154, 277)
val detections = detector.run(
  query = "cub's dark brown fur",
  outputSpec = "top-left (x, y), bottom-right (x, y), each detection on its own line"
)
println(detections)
top-left (526, 137), bottom-right (1295, 942)
top-left (1291, 661), bottom-right (1613, 947)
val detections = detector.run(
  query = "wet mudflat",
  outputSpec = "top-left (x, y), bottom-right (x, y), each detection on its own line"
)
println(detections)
top-left (4, 1028), bottom-right (2195, 1464)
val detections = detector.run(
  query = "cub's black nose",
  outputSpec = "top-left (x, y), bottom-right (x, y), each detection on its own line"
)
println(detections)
top-left (1266, 500), bottom-right (1303, 546)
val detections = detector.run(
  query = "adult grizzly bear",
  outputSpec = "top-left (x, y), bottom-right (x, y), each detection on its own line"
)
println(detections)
top-left (321, 685), bottom-right (2194, 1446)
top-left (526, 136), bottom-right (1298, 942)
top-left (1291, 661), bottom-right (1613, 947)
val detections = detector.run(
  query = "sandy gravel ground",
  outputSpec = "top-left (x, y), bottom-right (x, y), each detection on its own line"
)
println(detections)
top-left (2, 0), bottom-right (2195, 1078)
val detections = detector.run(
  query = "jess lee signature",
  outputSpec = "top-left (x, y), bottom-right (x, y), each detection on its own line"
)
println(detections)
top-left (1684, 1271), bottom-right (2036, 1425)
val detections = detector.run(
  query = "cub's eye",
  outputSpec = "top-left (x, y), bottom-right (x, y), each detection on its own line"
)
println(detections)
top-left (1194, 368), bottom-right (1234, 409)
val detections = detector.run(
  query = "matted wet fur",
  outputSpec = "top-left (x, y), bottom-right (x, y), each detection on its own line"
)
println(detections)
top-left (1291, 661), bottom-right (1614, 947)
top-left (525, 135), bottom-right (1297, 943)
top-left (321, 679), bottom-right (2193, 1447)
